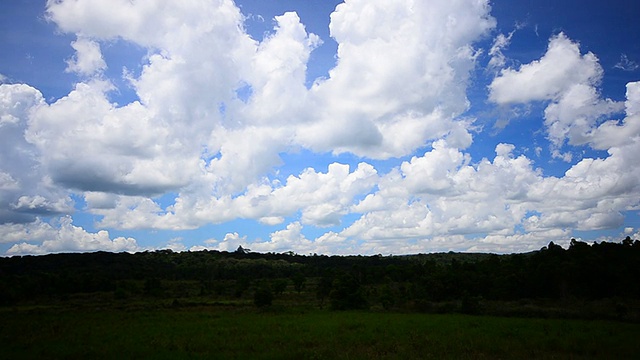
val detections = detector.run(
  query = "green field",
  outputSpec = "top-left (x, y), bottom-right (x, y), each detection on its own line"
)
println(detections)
top-left (2, 306), bottom-right (639, 359)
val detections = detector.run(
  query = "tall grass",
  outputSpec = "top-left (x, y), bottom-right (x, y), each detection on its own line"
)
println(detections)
top-left (1, 307), bottom-right (638, 359)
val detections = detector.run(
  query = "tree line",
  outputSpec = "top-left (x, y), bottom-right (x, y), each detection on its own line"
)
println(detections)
top-left (1, 238), bottom-right (639, 315)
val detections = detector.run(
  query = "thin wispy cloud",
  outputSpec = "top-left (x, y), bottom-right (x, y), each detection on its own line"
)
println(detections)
top-left (615, 54), bottom-right (639, 72)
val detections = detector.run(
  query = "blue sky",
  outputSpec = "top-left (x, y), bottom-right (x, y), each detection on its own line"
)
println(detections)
top-left (1, 0), bottom-right (639, 255)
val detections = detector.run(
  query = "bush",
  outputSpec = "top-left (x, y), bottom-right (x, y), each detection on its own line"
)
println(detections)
top-left (460, 294), bottom-right (483, 315)
top-left (330, 273), bottom-right (368, 310)
top-left (254, 286), bottom-right (273, 308)
top-left (272, 279), bottom-right (288, 296)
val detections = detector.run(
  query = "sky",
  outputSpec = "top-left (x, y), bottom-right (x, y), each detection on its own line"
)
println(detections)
top-left (0, 0), bottom-right (639, 256)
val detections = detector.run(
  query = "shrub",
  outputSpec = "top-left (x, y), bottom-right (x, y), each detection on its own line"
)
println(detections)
top-left (254, 286), bottom-right (273, 308)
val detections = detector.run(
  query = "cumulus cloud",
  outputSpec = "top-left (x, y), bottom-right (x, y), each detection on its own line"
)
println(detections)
top-left (29, 0), bottom-right (494, 214)
top-left (489, 33), bottom-right (626, 150)
top-left (92, 162), bottom-right (378, 230)
top-left (335, 111), bottom-right (640, 253)
top-left (251, 222), bottom-right (314, 253)
top-left (200, 232), bottom-right (248, 253)
top-left (26, 80), bottom-right (200, 196)
top-left (41, 0), bottom-right (267, 201)
top-left (343, 142), bottom-right (539, 243)
top-left (296, 0), bottom-right (495, 158)
top-left (241, 12), bottom-right (321, 124)
top-left (583, 82), bottom-right (640, 150)
top-left (466, 229), bottom-right (572, 253)
top-left (41, 0), bottom-right (325, 200)
top-left (489, 33), bottom-right (602, 104)
top-left (65, 37), bottom-right (107, 76)
top-left (0, 84), bottom-right (72, 224)
top-left (3, 216), bottom-right (140, 255)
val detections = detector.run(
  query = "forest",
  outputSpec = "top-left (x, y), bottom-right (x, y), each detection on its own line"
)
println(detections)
top-left (1, 237), bottom-right (640, 320)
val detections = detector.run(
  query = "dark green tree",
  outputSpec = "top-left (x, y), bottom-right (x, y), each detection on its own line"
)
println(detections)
top-left (316, 273), bottom-right (334, 308)
top-left (143, 277), bottom-right (164, 297)
top-left (235, 245), bottom-right (251, 255)
top-left (329, 272), bottom-right (368, 310)
top-left (234, 277), bottom-right (251, 298)
top-left (254, 285), bottom-right (273, 308)
top-left (291, 272), bottom-right (306, 294)
top-left (272, 279), bottom-right (288, 296)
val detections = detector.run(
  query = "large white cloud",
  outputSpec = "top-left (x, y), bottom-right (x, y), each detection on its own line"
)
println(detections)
top-left (41, 0), bottom-right (327, 200)
top-left (0, 84), bottom-right (73, 224)
top-left (26, 80), bottom-right (201, 196)
top-left (34, 0), bottom-right (495, 206)
top-left (489, 33), bottom-right (602, 104)
top-left (336, 90), bottom-right (640, 252)
top-left (343, 142), bottom-right (539, 242)
top-left (91, 161), bottom-right (378, 230)
top-left (40, 0), bottom-right (259, 198)
top-left (296, 0), bottom-right (495, 157)
top-left (489, 33), bottom-right (627, 151)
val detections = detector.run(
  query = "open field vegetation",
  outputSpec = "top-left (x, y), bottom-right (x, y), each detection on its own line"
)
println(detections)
top-left (2, 307), bottom-right (639, 359)
top-left (1, 238), bottom-right (640, 358)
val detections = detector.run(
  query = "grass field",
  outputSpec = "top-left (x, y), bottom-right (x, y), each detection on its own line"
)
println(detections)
top-left (1, 305), bottom-right (639, 359)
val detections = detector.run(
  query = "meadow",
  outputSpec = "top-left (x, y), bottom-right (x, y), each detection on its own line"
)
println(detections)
top-left (2, 304), bottom-right (639, 359)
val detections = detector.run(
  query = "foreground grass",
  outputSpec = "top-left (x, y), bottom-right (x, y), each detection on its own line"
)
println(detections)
top-left (1, 306), bottom-right (639, 359)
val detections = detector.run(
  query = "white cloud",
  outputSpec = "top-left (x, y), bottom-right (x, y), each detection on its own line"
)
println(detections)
top-left (0, 84), bottom-right (72, 224)
top-left (251, 222), bottom-right (313, 253)
top-left (164, 237), bottom-right (187, 252)
top-left (46, 0), bottom-right (248, 50)
top-left (93, 195), bottom-right (164, 230)
top-left (26, 80), bottom-right (200, 196)
top-left (551, 149), bottom-right (573, 162)
top-left (92, 162), bottom-right (378, 230)
top-left (41, 0), bottom-right (263, 200)
top-left (200, 232), bottom-right (247, 253)
top-left (12, 195), bottom-right (73, 215)
top-left (400, 140), bottom-right (470, 195)
top-left (338, 122), bottom-right (640, 252)
top-left (583, 81), bottom-right (640, 150)
top-left (0, 218), bottom-right (56, 244)
top-left (241, 12), bottom-right (321, 124)
top-left (615, 54), bottom-right (639, 72)
top-left (65, 37), bottom-right (107, 76)
top-left (295, 0), bottom-right (495, 158)
top-left (544, 83), bottom-right (623, 148)
top-left (0, 172), bottom-right (19, 191)
top-left (488, 31), bottom-right (514, 69)
top-left (3, 216), bottom-right (140, 255)
top-left (489, 33), bottom-right (602, 104)
top-left (466, 229), bottom-right (572, 254)
top-left (490, 33), bottom-right (628, 151)
top-left (40, 0), bottom-right (323, 202)
top-left (270, 162), bottom-right (378, 227)
top-left (27, 0), bottom-right (494, 228)
top-left (228, 222), bottom-right (359, 255)
top-left (342, 142), bottom-right (540, 243)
